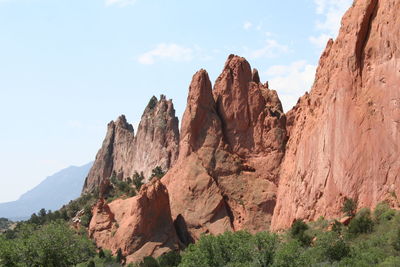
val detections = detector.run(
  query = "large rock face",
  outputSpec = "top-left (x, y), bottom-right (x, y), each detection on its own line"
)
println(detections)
top-left (89, 180), bottom-right (180, 263)
top-left (85, 0), bottom-right (400, 259)
top-left (271, 0), bottom-right (400, 230)
top-left (163, 55), bottom-right (287, 242)
top-left (83, 96), bottom-right (179, 193)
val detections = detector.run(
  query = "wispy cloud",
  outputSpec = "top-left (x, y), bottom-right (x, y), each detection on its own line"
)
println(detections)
top-left (309, 0), bottom-right (352, 49)
top-left (105, 0), bottom-right (137, 7)
top-left (243, 21), bottom-right (252, 30)
top-left (246, 39), bottom-right (289, 59)
top-left (137, 43), bottom-right (214, 65)
top-left (265, 61), bottom-right (316, 111)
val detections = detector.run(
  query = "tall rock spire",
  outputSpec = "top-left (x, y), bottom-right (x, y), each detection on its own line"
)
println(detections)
top-left (82, 96), bottom-right (179, 193)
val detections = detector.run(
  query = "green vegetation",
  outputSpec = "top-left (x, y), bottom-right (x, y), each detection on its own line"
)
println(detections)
top-left (132, 171), bottom-right (145, 191)
top-left (0, 220), bottom-right (95, 266)
top-left (106, 173), bottom-right (137, 202)
top-left (149, 166), bottom-right (165, 181)
top-left (289, 219), bottom-right (312, 246)
top-left (3, 193), bottom-right (400, 267)
top-left (342, 197), bottom-right (357, 217)
top-left (0, 218), bottom-right (14, 233)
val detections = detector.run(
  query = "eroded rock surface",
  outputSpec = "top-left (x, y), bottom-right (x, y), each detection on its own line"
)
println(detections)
top-left (89, 180), bottom-right (180, 263)
top-left (83, 96), bottom-right (179, 193)
top-left (272, 0), bottom-right (400, 230)
top-left (163, 55), bottom-right (287, 241)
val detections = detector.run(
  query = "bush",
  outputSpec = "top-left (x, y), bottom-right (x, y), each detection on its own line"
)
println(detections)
top-left (272, 240), bottom-right (309, 267)
top-left (332, 220), bottom-right (343, 233)
top-left (116, 248), bottom-right (125, 264)
top-left (140, 256), bottom-right (159, 267)
top-left (315, 231), bottom-right (350, 262)
top-left (374, 202), bottom-right (395, 223)
top-left (179, 231), bottom-right (278, 267)
top-left (348, 208), bottom-right (374, 235)
top-left (133, 171), bottom-right (145, 191)
top-left (157, 251), bottom-right (181, 267)
top-left (150, 166), bottom-right (165, 181)
top-left (290, 220), bottom-right (312, 246)
top-left (0, 220), bottom-right (96, 266)
top-left (392, 229), bottom-right (400, 251)
top-left (342, 198), bottom-right (357, 217)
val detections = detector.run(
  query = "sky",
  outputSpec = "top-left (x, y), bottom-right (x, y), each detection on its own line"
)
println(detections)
top-left (0, 0), bottom-right (353, 203)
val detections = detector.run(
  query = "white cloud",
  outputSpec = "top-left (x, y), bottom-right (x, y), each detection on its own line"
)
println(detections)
top-left (265, 61), bottom-right (316, 111)
top-left (243, 21), bottom-right (252, 30)
top-left (138, 43), bottom-right (195, 65)
top-left (247, 39), bottom-right (289, 59)
top-left (105, 0), bottom-right (136, 7)
top-left (309, 0), bottom-right (352, 48)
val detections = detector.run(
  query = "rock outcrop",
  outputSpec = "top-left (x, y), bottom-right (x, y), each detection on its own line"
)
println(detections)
top-left (163, 55), bottom-right (287, 242)
top-left (83, 96), bottom-right (179, 193)
top-left (89, 180), bottom-right (180, 263)
top-left (85, 0), bottom-right (400, 260)
top-left (271, 0), bottom-right (400, 230)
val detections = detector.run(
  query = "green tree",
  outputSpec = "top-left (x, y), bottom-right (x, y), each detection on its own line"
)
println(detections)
top-left (157, 251), bottom-right (181, 267)
top-left (315, 231), bottom-right (350, 262)
top-left (140, 256), bottom-right (159, 267)
top-left (116, 248), bottom-right (125, 264)
top-left (0, 220), bottom-right (95, 267)
top-left (150, 166), bottom-right (165, 181)
top-left (98, 248), bottom-right (105, 258)
top-left (392, 229), bottom-right (400, 251)
top-left (290, 220), bottom-right (312, 246)
top-left (374, 202), bottom-right (395, 223)
top-left (272, 240), bottom-right (309, 267)
top-left (342, 198), bottom-right (357, 217)
top-left (133, 171), bottom-right (145, 191)
top-left (348, 208), bottom-right (374, 235)
top-left (252, 231), bottom-right (279, 266)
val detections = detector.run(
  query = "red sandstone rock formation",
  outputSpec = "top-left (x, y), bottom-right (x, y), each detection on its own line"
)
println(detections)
top-left (271, 0), bottom-right (400, 230)
top-left (163, 55), bottom-right (287, 242)
top-left (86, 0), bottom-right (400, 260)
top-left (89, 180), bottom-right (180, 263)
top-left (83, 95), bottom-right (179, 193)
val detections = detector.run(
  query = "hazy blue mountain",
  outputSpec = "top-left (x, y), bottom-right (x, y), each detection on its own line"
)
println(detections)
top-left (0, 162), bottom-right (93, 221)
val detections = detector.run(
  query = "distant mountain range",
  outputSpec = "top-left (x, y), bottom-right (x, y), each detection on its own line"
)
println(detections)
top-left (0, 162), bottom-right (92, 221)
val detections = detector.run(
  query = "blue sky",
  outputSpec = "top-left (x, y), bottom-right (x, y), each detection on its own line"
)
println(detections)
top-left (0, 0), bottom-right (352, 203)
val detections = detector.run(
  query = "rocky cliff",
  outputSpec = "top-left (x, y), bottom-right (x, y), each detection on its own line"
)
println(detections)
top-left (271, 0), bottom-right (400, 229)
top-left (83, 96), bottom-right (179, 193)
top-left (89, 180), bottom-right (180, 262)
top-left (163, 55), bottom-right (287, 241)
top-left (85, 0), bottom-right (400, 261)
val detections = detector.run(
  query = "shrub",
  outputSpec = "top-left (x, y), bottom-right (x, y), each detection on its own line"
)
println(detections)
top-left (348, 208), bottom-right (374, 235)
top-left (332, 220), bottom-right (343, 233)
top-left (150, 166), bottom-right (165, 181)
top-left (392, 229), bottom-right (400, 251)
top-left (342, 198), bottom-right (357, 217)
top-left (272, 240), bottom-right (309, 267)
top-left (87, 260), bottom-right (95, 267)
top-left (140, 256), bottom-right (159, 267)
top-left (374, 202), bottom-right (395, 223)
top-left (0, 220), bottom-right (96, 266)
top-left (157, 251), bottom-right (181, 267)
top-left (116, 248), bottom-right (126, 265)
top-left (252, 231), bottom-right (279, 266)
top-left (290, 220), bottom-right (312, 246)
top-left (315, 232), bottom-right (350, 262)
top-left (133, 171), bottom-right (145, 191)
top-left (98, 248), bottom-right (105, 258)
